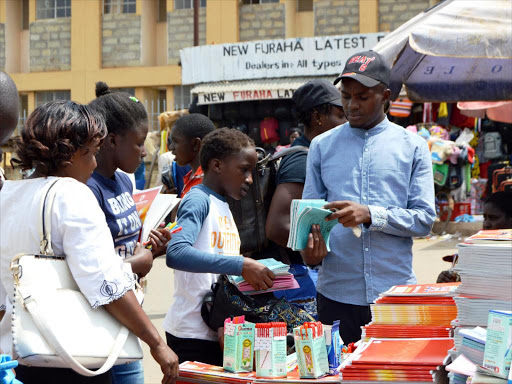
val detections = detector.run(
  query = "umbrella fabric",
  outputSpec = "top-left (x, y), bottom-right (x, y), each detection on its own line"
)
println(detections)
top-left (374, 0), bottom-right (512, 102)
top-left (458, 101), bottom-right (512, 124)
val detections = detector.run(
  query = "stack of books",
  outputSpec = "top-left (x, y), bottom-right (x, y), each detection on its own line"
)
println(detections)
top-left (228, 258), bottom-right (299, 295)
top-left (362, 283), bottom-right (459, 340)
top-left (340, 338), bottom-right (454, 382)
top-left (178, 361), bottom-right (255, 383)
top-left (448, 230), bottom-right (512, 384)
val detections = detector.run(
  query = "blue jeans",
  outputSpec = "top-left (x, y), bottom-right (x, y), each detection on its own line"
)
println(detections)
top-left (111, 360), bottom-right (144, 384)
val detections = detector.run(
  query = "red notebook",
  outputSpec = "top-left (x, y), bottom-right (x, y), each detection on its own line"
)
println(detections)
top-left (350, 338), bottom-right (454, 366)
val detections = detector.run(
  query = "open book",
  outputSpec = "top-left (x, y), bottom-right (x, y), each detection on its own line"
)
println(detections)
top-left (133, 186), bottom-right (180, 242)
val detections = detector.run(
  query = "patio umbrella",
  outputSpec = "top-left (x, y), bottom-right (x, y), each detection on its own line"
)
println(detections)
top-left (373, 0), bottom-right (512, 102)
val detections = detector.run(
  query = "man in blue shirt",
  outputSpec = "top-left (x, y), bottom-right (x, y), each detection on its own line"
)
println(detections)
top-left (301, 51), bottom-right (436, 344)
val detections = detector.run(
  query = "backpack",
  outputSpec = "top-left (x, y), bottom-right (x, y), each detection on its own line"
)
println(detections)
top-left (226, 146), bottom-right (309, 255)
top-left (483, 132), bottom-right (503, 160)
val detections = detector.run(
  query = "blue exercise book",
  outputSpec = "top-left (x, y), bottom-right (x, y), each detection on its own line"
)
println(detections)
top-left (287, 199), bottom-right (338, 252)
top-left (227, 258), bottom-right (290, 285)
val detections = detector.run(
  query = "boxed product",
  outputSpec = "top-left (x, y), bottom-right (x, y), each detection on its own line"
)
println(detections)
top-left (324, 320), bottom-right (342, 374)
top-left (254, 322), bottom-right (287, 378)
top-left (483, 310), bottom-right (512, 377)
top-left (293, 322), bottom-right (329, 379)
top-left (223, 316), bottom-right (255, 373)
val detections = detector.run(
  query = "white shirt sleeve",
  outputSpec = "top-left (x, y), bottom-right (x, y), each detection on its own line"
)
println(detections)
top-left (52, 181), bottom-right (135, 309)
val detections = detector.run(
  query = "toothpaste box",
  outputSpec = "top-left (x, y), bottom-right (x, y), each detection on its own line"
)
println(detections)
top-left (223, 317), bottom-right (255, 373)
top-left (483, 310), bottom-right (512, 377)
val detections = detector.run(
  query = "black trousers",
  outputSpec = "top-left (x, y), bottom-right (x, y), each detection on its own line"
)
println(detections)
top-left (166, 332), bottom-right (223, 366)
top-left (15, 365), bottom-right (111, 384)
top-left (317, 292), bottom-right (372, 345)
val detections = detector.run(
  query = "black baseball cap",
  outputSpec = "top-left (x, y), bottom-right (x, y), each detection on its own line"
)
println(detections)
top-left (334, 50), bottom-right (390, 88)
top-left (292, 79), bottom-right (342, 113)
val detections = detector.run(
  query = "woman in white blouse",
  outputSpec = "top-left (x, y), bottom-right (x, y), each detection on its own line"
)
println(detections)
top-left (0, 101), bottom-right (178, 384)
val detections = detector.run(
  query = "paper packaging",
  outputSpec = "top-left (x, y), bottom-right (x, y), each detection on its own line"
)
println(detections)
top-left (483, 310), bottom-right (512, 377)
top-left (324, 320), bottom-right (342, 374)
top-left (223, 316), bottom-right (255, 373)
top-left (293, 322), bottom-right (329, 379)
top-left (254, 322), bottom-right (287, 378)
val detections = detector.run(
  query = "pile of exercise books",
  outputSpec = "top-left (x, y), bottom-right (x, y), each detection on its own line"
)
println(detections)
top-left (177, 361), bottom-right (341, 384)
top-left (448, 230), bottom-right (512, 384)
top-left (362, 283), bottom-right (459, 340)
top-left (287, 199), bottom-right (339, 252)
top-left (340, 338), bottom-right (454, 383)
top-left (228, 258), bottom-right (299, 295)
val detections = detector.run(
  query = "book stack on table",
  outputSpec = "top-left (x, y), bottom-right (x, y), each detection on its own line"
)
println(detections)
top-left (361, 283), bottom-right (459, 340)
top-left (447, 230), bottom-right (512, 384)
top-left (340, 338), bottom-right (454, 383)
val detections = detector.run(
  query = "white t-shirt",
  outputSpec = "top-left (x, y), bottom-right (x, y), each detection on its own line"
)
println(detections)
top-left (163, 184), bottom-right (243, 341)
top-left (0, 177), bottom-right (135, 355)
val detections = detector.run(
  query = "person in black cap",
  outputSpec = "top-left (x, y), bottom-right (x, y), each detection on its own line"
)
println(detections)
top-left (300, 51), bottom-right (436, 344)
top-left (266, 79), bottom-right (345, 317)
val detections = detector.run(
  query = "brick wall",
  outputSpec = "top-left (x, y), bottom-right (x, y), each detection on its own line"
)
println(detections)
top-left (239, 3), bottom-right (285, 42)
top-left (168, 8), bottom-right (206, 65)
top-left (0, 23), bottom-right (5, 71)
top-left (314, 0), bottom-right (359, 36)
top-left (102, 14), bottom-right (142, 67)
top-left (29, 18), bottom-right (71, 72)
top-left (379, 0), bottom-right (429, 32)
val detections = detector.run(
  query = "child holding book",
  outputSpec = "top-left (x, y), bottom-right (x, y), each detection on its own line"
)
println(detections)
top-left (164, 128), bottom-right (276, 365)
top-left (87, 82), bottom-right (172, 384)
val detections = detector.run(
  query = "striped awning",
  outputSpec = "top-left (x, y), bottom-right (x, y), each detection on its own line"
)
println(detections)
top-left (191, 76), bottom-right (336, 105)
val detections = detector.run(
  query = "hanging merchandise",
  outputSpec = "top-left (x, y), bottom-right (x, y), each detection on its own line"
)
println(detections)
top-left (483, 132), bottom-right (504, 160)
top-left (431, 139), bottom-right (456, 164)
top-left (437, 102), bottom-right (452, 126)
top-left (260, 117), bottom-right (280, 144)
top-left (389, 98), bottom-right (413, 117)
top-left (455, 128), bottom-right (475, 146)
top-left (433, 163), bottom-right (450, 186)
top-left (423, 102), bottom-right (433, 123)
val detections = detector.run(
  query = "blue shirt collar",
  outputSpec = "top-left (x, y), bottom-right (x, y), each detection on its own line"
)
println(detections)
top-left (348, 116), bottom-right (389, 137)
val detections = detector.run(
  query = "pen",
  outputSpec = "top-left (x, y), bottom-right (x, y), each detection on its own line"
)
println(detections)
top-left (143, 224), bottom-right (182, 248)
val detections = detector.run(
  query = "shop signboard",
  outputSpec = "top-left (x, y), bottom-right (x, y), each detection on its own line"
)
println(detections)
top-left (181, 33), bottom-right (387, 85)
top-left (198, 88), bottom-right (296, 105)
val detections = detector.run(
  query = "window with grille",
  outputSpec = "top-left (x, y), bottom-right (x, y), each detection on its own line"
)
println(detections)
top-left (173, 85), bottom-right (192, 110)
top-left (22, 0), bottom-right (30, 30)
top-left (36, 0), bottom-right (71, 19)
top-left (35, 91), bottom-right (71, 107)
top-left (242, 0), bottom-right (278, 4)
top-left (158, 0), bottom-right (167, 22)
top-left (103, 0), bottom-right (136, 14)
top-left (297, 0), bottom-right (313, 12)
top-left (174, 0), bottom-right (206, 10)
top-left (110, 88), bottom-right (136, 96)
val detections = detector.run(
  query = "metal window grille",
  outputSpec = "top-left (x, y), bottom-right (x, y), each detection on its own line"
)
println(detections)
top-left (174, 0), bottom-right (206, 10)
top-left (103, 0), bottom-right (136, 14)
top-left (110, 87), bottom-right (136, 96)
top-left (158, 0), bottom-right (167, 22)
top-left (35, 90), bottom-right (71, 107)
top-left (242, 0), bottom-right (278, 4)
top-left (173, 85), bottom-right (192, 111)
top-left (297, 0), bottom-right (313, 12)
top-left (36, 0), bottom-right (71, 19)
top-left (22, 0), bottom-right (30, 30)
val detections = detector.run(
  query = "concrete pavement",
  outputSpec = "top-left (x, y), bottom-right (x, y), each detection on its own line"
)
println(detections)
top-left (141, 236), bottom-right (462, 383)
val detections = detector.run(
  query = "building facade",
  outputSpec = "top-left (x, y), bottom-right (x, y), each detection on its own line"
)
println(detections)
top-left (0, 0), bottom-right (437, 132)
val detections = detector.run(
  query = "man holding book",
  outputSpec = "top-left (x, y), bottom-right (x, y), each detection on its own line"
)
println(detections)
top-left (301, 51), bottom-right (436, 344)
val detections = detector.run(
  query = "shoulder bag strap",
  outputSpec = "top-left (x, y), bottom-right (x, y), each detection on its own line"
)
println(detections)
top-left (269, 145), bottom-right (309, 162)
top-left (25, 177), bottom-right (131, 376)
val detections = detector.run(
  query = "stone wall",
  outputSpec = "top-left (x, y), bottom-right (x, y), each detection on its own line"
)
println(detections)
top-left (29, 18), bottom-right (71, 72)
top-left (314, 0), bottom-right (359, 36)
top-left (379, 0), bottom-right (429, 32)
top-left (0, 24), bottom-right (5, 71)
top-left (102, 14), bottom-right (142, 67)
top-left (239, 3), bottom-right (285, 42)
top-left (168, 8), bottom-right (206, 65)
